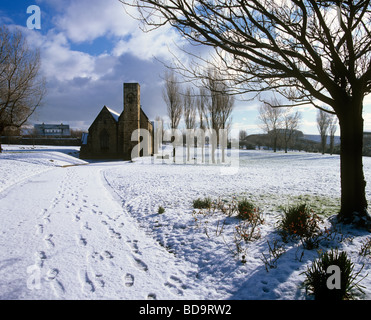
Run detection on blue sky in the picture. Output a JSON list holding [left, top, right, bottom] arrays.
[[1, 0, 370, 136]]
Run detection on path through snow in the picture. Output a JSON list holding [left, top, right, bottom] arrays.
[[0, 162, 203, 300]]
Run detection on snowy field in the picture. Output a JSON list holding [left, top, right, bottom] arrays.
[[0, 144, 370, 300]]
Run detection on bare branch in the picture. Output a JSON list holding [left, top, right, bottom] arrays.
[[0, 25, 46, 139]]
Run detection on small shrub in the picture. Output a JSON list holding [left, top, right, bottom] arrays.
[[235, 219, 261, 243], [234, 206, 264, 244], [302, 249, 366, 300], [215, 197, 238, 217], [260, 240, 286, 272], [157, 206, 165, 214], [278, 203, 321, 241], [359, 237, 371, 257], [237, 198, 256, 220], [193, 197, 212, 209]]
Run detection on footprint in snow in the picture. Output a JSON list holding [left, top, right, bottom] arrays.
[[36, 224, 44, 235], [127, 240, 139, 254], [147, 293, 157, 300], [35, 251, 47, 267], [50, 279, 65, 298], [123, 273, 135, 287], [102, 251, 113, 259], [44, 234, 55, 248], [164, 281, 183, 296], [95, 274, 105, 288], [132, 256, 148, 272], [164, 276, 187, 296], [46, 268, 59, 281], [40, 208, 48, 218], [83, 222, 92, 230], [78, 269, 95, 294], [91, 251, 104, 262], [77, 235, 87, 246]]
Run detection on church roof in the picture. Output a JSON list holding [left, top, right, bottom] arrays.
[[105, 107, 120, 122]]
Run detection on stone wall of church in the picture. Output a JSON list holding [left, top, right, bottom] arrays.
[[81, 107, 119, 159], [121, 83, 141, 160]]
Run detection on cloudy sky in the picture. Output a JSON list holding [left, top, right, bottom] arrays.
[[1, 0, 371, 135]]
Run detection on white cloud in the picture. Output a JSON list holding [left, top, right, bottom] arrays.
[[54, 0, 136, 43], [112, 26, 186, 61], [23, 27, 118, 83], [50, 0, 187, 62]]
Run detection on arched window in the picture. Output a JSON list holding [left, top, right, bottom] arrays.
[[100, 129, 109, 151]]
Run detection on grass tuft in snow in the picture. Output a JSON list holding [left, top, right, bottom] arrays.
[[278, 203, 321, 242], [237, 198, 257, 221], [193, 197, 212, 209]]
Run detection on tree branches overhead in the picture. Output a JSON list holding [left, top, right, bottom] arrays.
[[122, 0, 371, 112]]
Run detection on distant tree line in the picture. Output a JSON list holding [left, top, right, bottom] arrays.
[[239, 129, 371, 157]]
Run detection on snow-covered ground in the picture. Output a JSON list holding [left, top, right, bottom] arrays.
[[0, 144, 370, 300]]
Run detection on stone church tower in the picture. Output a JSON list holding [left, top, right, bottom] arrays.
[[80, 83, 153, 160], [120, 83, 141, 159]]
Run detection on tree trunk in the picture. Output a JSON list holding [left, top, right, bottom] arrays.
[[321, 135, 327, 155], [337, 105, 370, 228]]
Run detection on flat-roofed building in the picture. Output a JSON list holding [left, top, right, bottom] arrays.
[[34, 123, 71, 137]]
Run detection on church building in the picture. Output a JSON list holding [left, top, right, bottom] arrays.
[[80, 83, 153, 160]]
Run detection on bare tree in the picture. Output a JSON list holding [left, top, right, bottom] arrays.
[[204, 70, 221, 164], [123, 0, 371, 225], [196, 87, 208, 163], [239, 129, 247, 141], [183, 85, 196, 161], [154, 115, 165, 152], [162, 70, 182, 162], [203, 68, 234, 163], [317, 109, 331, 155], [258, 99, 284, 152], [282, 110, 301, 153], [0, 26, 46, 151], [318, 109, 331, 154], [217, 89, 234, 162]]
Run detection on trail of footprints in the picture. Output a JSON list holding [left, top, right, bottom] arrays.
[[33, 169, 188, 299], [33, 171, 76, 298]]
